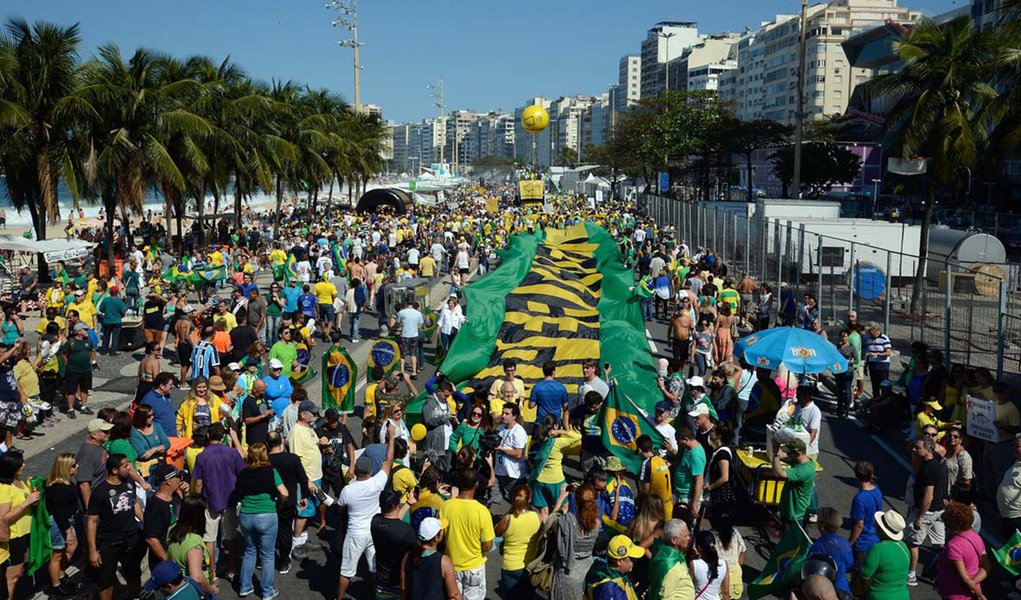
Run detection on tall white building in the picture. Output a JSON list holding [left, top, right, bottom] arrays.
[[549, 95, 599, 165], [718, 0, 920, 125], [666, 32, 742, 92], [640, 22, 702, 98], [468, 112, 516, 161], [617, 55, 641, 106]]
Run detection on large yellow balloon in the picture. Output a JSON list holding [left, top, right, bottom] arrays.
[[521, 105, 549, 134]]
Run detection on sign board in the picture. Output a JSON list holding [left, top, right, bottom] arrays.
[[409, 180, 417, 192], [966, 395, 999, 443], [485, 198, 499, 214], [658, 172, 670, 193], [542, 203, 554, 214], [43, 246, 92, 263], [518, 180, 544, 201], [595, 189, 604, 203]]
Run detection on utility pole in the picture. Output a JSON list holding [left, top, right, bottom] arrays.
[[328, 0, 363, 112], [428, 78, 445, 172], [660, 31, 676, 95], [791, 0, 808, 199]]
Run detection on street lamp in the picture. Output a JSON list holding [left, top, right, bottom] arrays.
[[871, 178, 881, 218], [659, 32, 677, 94], [326, 0, 362, 112], [428, 79, 445, 172]]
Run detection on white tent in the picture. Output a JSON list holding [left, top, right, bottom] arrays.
[[0, 235, 94, 263]]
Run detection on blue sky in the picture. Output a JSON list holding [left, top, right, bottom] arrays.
[[10, 0, 962, 122]]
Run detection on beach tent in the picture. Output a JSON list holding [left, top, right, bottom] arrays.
[[0, 235, 94, 263]]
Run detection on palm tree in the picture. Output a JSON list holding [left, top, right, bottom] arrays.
[[0, 19, 84, 265], [869, 16, 998, 314], [76, 45, 211, 265]]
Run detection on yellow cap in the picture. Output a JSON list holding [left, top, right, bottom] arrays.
[[607, 535, 646, 560]]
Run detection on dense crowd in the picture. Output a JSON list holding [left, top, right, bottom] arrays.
[[0, 187, 1015, 600]]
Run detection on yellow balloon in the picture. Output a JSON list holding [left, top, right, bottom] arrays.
[[521, 105, 549, 134], [411, 423, 427, 442]]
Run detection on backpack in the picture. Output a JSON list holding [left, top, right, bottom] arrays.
[[383, 464, 409, 497]]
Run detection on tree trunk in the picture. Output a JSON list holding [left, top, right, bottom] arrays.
[[326, 177, 335, 221], [274, 175, 283, 236], [163, 189, 172, 253], [909, 190, 935, 315], [746, 152, 754, 203], [233, 174, 243, 229], [104, 193, 117, 270]]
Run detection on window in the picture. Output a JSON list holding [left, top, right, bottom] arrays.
[[821, 247, 844, 267]]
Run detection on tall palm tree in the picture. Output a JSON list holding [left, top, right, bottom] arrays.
[[0, 19, 84, 261], [869, 16, 998, 314], [76, 45, 211, 264]]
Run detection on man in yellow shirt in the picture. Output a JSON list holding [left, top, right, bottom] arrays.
[[638, 434, 674, 519], [36, 308, 67, 335], [488, 359, 527, 423], [67, 290, 96, 329], [440, 467, 494, 599], [313, 274, 337, 339], [419, 254, 437, 279], [288, 400, 324, 552], [213, 301, 236, 332]]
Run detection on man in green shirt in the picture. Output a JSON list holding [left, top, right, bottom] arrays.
[[772, 437, 815, 524], [648, 519, 695, 600], [62, 323, 96, 417], [99, 287, 128, 356], [267, 326, 298, 378], [672, 426, 706, 523]]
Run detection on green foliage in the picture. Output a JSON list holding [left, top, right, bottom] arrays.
[[769, 142, 861, 199]]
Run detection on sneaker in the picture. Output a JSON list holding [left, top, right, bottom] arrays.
[[238, 589, 254, 597], [78, 406, 94, 415], [907, 573, 918, 587], [278, 562, 290, 575], [264, 591, 280, 600], [66, 410, 76, 420], [179, 383, 190, 390]]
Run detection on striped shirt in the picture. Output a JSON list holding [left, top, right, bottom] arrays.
[[190, 340, 220, 380], [864, 334, 891, 363]]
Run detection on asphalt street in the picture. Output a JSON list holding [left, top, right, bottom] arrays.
[[16, 272, 1015, 600]]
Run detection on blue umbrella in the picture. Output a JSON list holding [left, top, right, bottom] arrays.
[[734, 327, 848, 374]]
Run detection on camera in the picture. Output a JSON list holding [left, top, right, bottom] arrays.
[[476, 432, 501, 458]]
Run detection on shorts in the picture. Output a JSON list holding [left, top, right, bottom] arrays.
[[203, 507, 239, 543], [63, 371, 93, 396], [0, 400, 21, 429], [49, 519, 77, 550], [740, 293, 753, 311], [531, 480, 563, 509], [177, 341, 193, 368], [455, 565, 487, 600], [458, 267, 469, 275], [298, 479, 322, 518], [144, 328, 165, 344], [905, 509, 945, 547], [340, 530, 376, 578], [399, 336, 419, 359], [853, 366, 865, 385], [319, 304, 336, 322], [7, 535, 28, 566], [92, 534, 144, 589]]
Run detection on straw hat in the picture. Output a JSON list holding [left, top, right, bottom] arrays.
[[874, 510, 906, 541]]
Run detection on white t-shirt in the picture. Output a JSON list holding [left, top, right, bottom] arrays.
[[431, 243, 446, 264], [655, 422, 676, 456], [795, 401, 823, 456], [691, 558, 728, 600], [494, 423, 527, 478], [576, 377, 610, 410], [407, 248, 420, 266], [296, 260, 312, 283], [456, 250, 470, 270], [337, 470, 388, 536]]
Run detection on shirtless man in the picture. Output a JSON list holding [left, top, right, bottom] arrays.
[[736, 274, 756, 328], [667, 300, 694, 366], [174, 306, 196, 385]]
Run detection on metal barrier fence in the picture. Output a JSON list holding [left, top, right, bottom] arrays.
[[642, 195, 1021, 382]]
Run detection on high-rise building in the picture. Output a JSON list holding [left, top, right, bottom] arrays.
[[971, 0, 1009, 29], [467, 112, 516, 162], [719, 0, 920, 125], [617, 55, 641, 105], [549, 95, 599, 165], [640, 22, 701, 98], [665, 32, 742, 92]]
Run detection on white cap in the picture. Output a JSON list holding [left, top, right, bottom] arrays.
[[687, 376, 705, 388], [182, 304, 195, 313], [417, 516, 444, 541], [269, 358, 284, 370], [688, 403, 710, 418], [227, 362, 241, 371]]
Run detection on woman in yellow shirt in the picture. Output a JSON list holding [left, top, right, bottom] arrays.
[[530, 416, 582, 521], [0, 451, 41, 598], [915, 398, 952, 440], [495, 485, 541, 598]]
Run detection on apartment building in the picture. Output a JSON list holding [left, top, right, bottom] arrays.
[[666, 32, 742, 92], [640, 22, 701, 98], [514, 97, 553, 166]]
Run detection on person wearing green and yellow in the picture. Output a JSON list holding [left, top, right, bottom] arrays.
[[528, 415, 582, 521], [860, 509, 911, 600], [584, 534, 644, 600], [648, 519, 695, 600], [771, 437, 816, 524]]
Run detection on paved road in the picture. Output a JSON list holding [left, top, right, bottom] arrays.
[[17, 271, 1017, 599]]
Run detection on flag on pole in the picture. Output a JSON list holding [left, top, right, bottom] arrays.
[[322, 344, 358, 413], [748, 524, 812, 599], [993, 530, 1021, 576], [599, 386, 664, 473]]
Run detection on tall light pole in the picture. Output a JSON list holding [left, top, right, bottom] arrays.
[[327, 0, 363, 112], [659, 31, 677, 95], [791, 0, 808, 198], [428, 78, 445, 172]]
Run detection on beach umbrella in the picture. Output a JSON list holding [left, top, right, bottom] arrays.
[[734, 327, 848, 375]]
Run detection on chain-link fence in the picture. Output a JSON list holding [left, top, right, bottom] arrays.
[[642, 195, 1021, 382]]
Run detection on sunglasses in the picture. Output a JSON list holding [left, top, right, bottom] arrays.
[[471, 411, 483, 417]]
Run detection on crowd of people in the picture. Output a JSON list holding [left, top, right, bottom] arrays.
[[0, 185, 1014, 600]]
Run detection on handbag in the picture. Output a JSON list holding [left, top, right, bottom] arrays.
[[526, 512, 562, 591]]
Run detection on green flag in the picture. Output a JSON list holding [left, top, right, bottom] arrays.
[[322, 344, 358, 413], [748, 524, 811, 600], [188, 264, 227, 284], [600, 386, 664, 473], [27, 476, 52, 575], [993, 530, 1021, 576]]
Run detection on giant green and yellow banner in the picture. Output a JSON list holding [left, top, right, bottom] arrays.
[[408, 223, 662, 465]]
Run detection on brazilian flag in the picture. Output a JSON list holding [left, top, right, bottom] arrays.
[[422, 309, 438, 338], [600, 386, 663, 473], [322, 344, 358, 413], [272, 253, 299, 282], [367, 339, 401, 380], [993, 530, 1021, 576], [404, 224, 664, 437], [27, 476, 52, 575], [188, 264, 227, 284], [748, 525, 811, 599], [331, 243, 348, 277]]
